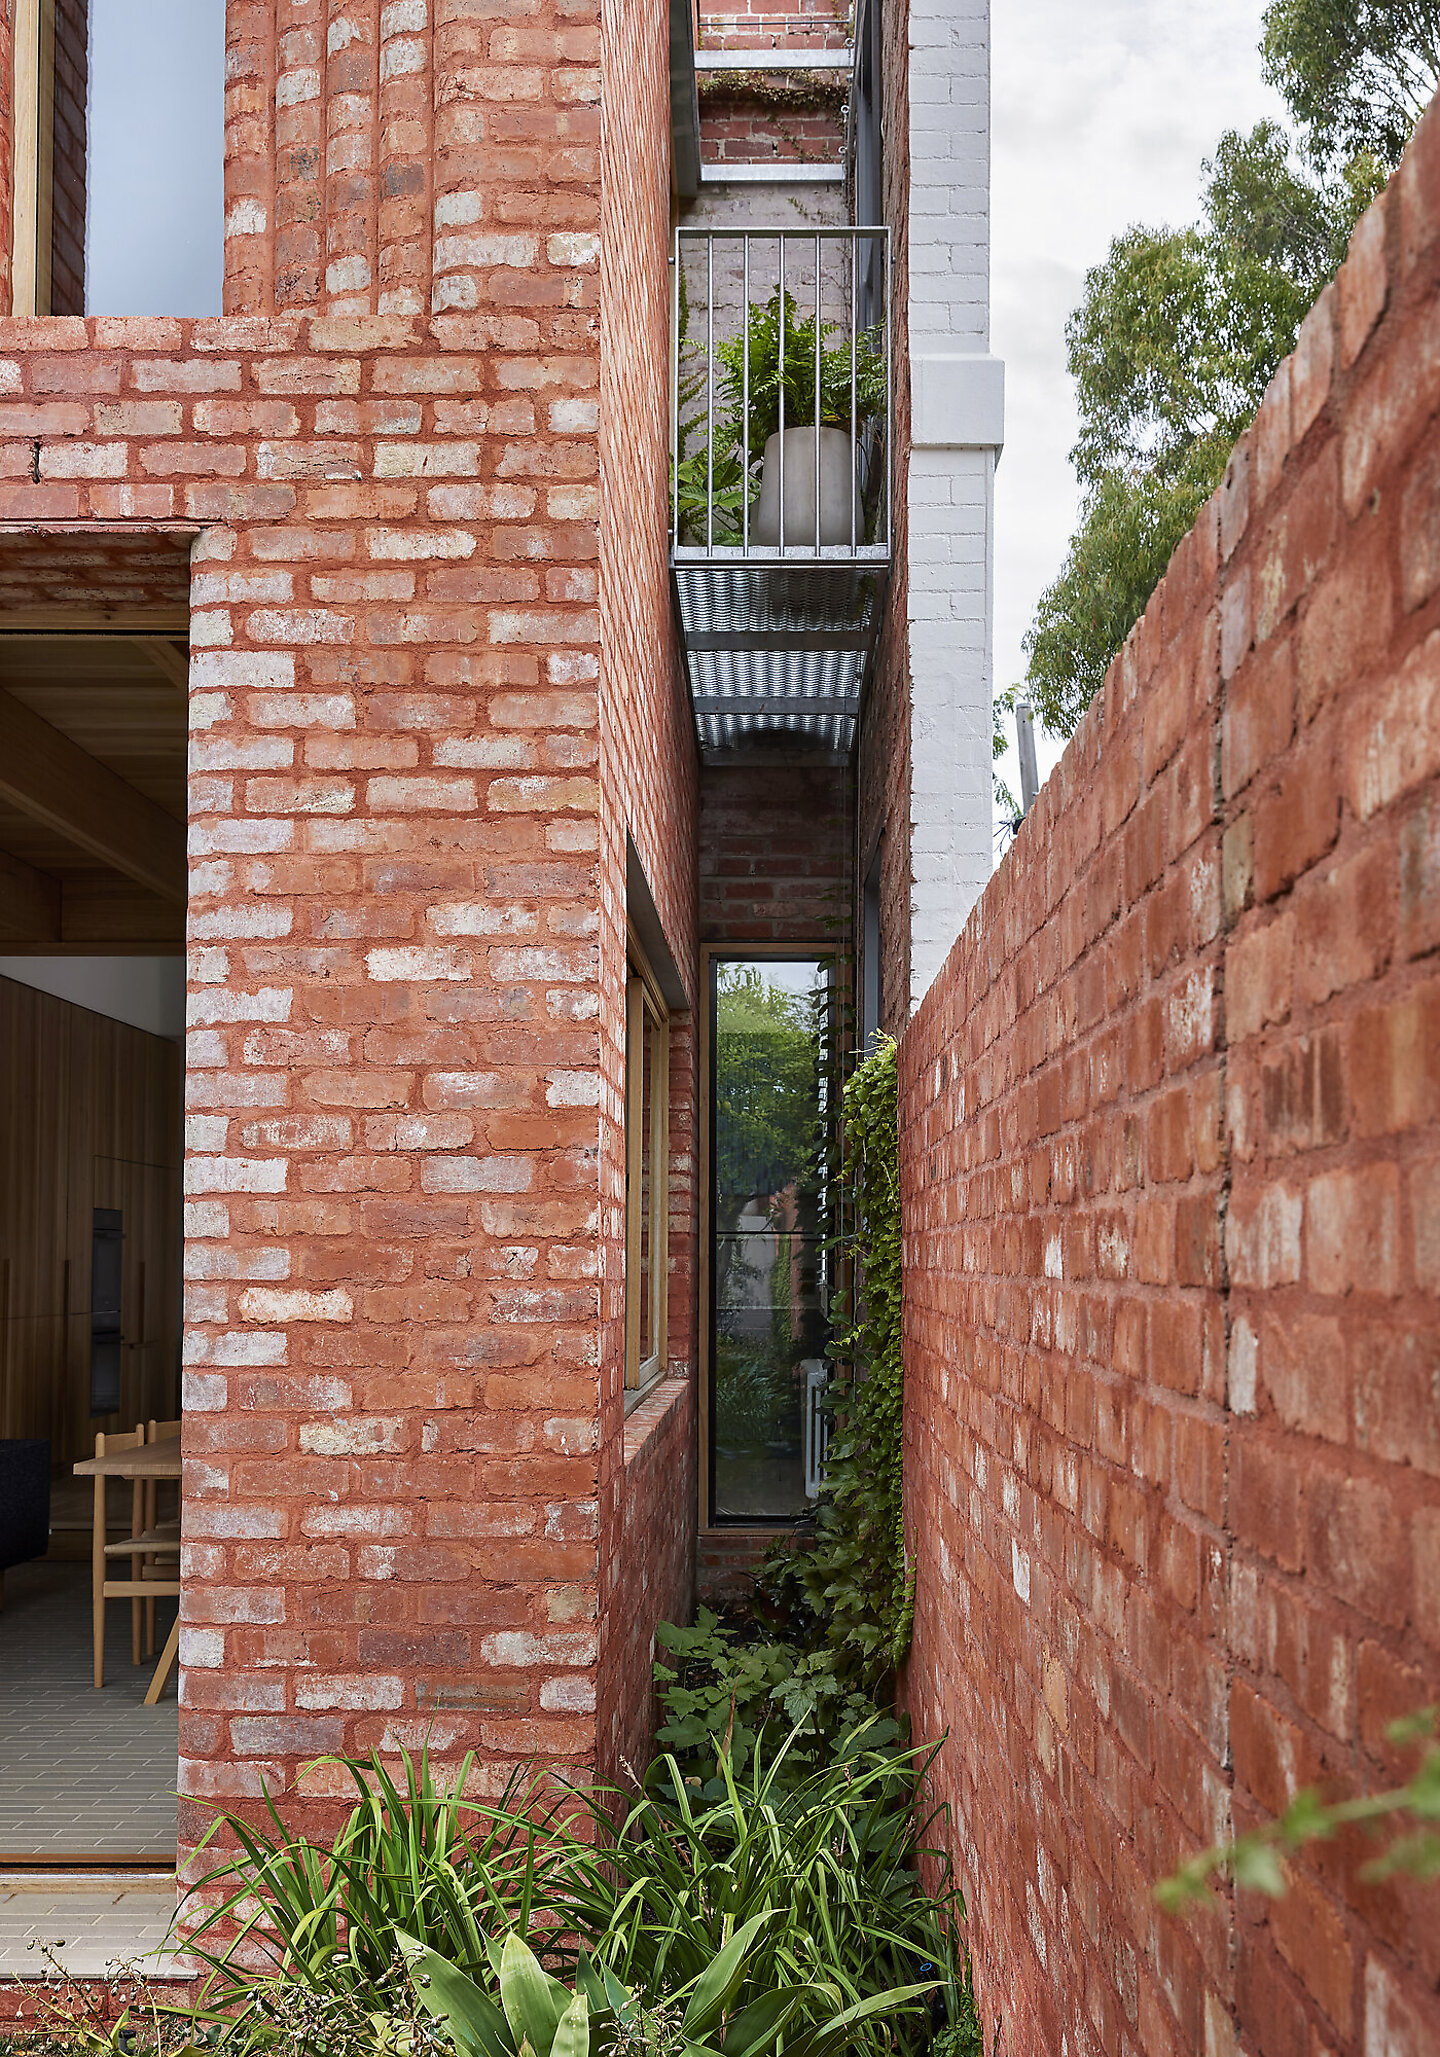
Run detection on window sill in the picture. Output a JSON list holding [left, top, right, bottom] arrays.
[[624, 1362, 668, 1416]]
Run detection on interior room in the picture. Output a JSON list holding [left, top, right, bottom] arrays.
[[0, 535, 188, 1864]]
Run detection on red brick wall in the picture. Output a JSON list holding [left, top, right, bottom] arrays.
[[595, 0, 701, 1779], [224, 0, 599, 320], [699, 757, 851, 949], [0, 304, 615, 1863], [49, 0, 87, 317], [899, 110, 1440, 2057], [698, 73, 845, 171]]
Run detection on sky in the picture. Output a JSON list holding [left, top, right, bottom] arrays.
[[990, 0, 1290, 837], [85, 0, 225, 317]]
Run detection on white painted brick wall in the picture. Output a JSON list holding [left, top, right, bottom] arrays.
[[905, 0, 998, 1010]]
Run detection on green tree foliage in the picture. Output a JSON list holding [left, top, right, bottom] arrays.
[[1022, 122, 1376, 739], [1015, 3, 1433, 742], [1263, 0, 1440, 170]]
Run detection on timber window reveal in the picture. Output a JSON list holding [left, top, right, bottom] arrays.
[[625, 946, 670, 1394]]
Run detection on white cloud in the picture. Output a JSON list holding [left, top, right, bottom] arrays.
[[990, 0, 1288, 836]]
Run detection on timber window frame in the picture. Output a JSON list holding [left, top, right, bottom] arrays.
[[699, 943, 841, 1530], [11, 0, 56, 316], [625, 931, 670, 1398]]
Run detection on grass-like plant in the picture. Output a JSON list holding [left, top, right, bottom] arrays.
[[177, 1736, 970, 2057], [550, 1731, 968, 2057], [184, 1749, 557, 1996]]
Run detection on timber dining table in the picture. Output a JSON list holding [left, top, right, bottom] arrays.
[[72, 1436, 182, 1706]]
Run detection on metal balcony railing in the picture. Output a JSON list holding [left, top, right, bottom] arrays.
[[670, 226, 892, 760]]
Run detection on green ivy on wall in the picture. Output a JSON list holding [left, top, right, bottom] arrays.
[[766, 1033, 911, 1687]]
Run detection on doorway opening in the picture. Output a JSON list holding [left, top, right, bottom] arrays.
[[0, 534, 189, 1866]]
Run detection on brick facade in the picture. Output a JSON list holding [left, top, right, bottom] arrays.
[[596, 0, 701, 1776], [0, 0, 699, 1868], [899, 112, 1440, 2057]]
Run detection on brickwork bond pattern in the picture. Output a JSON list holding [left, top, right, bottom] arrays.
[[595, 0, 701, 1779], [899, 107, 1440, 2057], [0, 305, 620, 1868]]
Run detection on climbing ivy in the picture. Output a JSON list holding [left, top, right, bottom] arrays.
[[653, 1038, 910, 1784], [766, 1033, 911, 1687]]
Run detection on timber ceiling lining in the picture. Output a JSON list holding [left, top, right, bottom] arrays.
[[0, 620, 188, 953]]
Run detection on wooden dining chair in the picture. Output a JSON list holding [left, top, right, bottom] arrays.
[[91, 1424, 180, 1688], [141, 1417, 182, 1657]]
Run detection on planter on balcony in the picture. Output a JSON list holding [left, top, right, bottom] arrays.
[[751, 426, 863, 549]]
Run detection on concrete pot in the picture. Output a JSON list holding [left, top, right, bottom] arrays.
[[751, 426, 862, 547]]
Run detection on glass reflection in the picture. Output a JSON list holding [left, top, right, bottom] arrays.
[[710, 958, 832, 1520]]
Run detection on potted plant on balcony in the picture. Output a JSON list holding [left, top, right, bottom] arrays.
[[670, 284, 886, 549], [717, 287, 886, 548]]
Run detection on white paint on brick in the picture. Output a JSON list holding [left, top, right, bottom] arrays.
[[190, 736, 295, 772], [428, 900, 536, 934], [905, 0, 997, 1011], [547, 233, 599, 267], [212, 1331, 289, 1365], [541, 1676, 597, 1712], [479, 1630, 597, 1667], [238, 1286, 353, 1323], [297, 1675, 405, 1710], [182, 1371, 228, 1411], [183, 1200, 230, 1237], [192, 651, 296, 692], [421, 1155, 533, 1193], [184, 1157, 288, 1194], [367, 945, 470, 981], [226, 199, 267, 237], [186, 1114, 230, 1152], [189, 904, 294, 940], [187, 987, 293, 1024], [546, 1070, 601, 1107], [299, 1417, 407, 1455], [179, 1628, 226, 1669], [369, 527, 476, 559]]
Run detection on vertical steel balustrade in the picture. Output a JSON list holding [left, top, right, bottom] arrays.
[[668, 226, 893, 762]]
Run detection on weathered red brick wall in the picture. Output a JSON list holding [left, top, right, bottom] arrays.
[[900, 109, 1440, 2057], [699, 757, 851, 948], [0, 306, 615, 1864], [698, 71, 845, 170], [224, 0, 599, 320], [698, 0, 847, 54], [594, 0, 701, 1779], [49, 0, 87, 317]]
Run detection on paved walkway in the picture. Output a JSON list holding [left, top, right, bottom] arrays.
[[0, 1562, 177, 1860], [0, 1876, 185, 1979]]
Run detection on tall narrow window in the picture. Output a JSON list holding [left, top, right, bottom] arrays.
[[10, 0, 224, 315], [626, 950, 670, 1392], [709, 956, 834, 1522]]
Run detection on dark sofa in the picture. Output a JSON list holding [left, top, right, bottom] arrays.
[[0, 1438, 51, 1605]]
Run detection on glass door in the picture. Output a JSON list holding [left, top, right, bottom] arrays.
[[708, 956, 834, 1522]]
